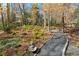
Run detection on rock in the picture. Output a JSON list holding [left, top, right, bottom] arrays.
[[28, 44, 37, 52]]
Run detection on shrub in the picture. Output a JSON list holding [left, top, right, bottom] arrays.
[[23, 24, 33, 31], [0, 23, 3, 30], [4, 23, 18, 33], [33, 26, 44, 39]]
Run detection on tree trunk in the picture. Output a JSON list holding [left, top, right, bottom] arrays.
[[62, 12, 65, 32], [48, 12, 51, 31], [43, 12, 46, 29], [7, 3, 10, 26], [0, 4, 5, 30]]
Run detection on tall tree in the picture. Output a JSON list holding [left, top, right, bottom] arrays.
[[42, 4, 52, 31], [43, 3, 75, 32], [42, 4, 48, 29], [19, 3, 28, 25], [31, 3, 39, 25], [0, 4, 5, 30], [6, 3, 10, 26], [11, 3, 17, 22]]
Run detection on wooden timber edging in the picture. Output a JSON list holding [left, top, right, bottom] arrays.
[[62, 33, 69, 56]]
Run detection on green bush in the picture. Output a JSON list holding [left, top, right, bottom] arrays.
[[33, 26, 44, 39], [3, 23, 18, 33], [0, 22, 19, 32], [0, 23, 3, 30], [23, 24, 33, 30]]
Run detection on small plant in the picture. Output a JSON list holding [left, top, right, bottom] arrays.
[[0, 23, 3, 30], [23, 24, 33, 31], [33, 26, 44, 39], [0, 38, 21, 56]]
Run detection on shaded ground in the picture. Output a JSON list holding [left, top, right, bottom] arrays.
[[0, 25, 53, 56], [1, 26, 79, 56], [66, 30, 79, 56], [66, 41, 79, 56], [37, 32, 67, 56]]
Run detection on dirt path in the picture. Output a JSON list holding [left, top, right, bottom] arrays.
[[37, 32, 68, 56]]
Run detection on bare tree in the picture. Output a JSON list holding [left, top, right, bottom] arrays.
[[0, 3, 5, 30], [18, 3, 27, 25], [6, 3, 10, 26]]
